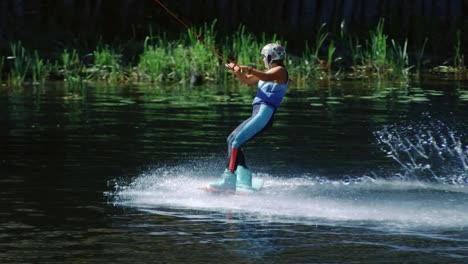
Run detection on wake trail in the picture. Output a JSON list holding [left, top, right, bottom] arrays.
[[108, 117, 468, 231], [109, 169, 468, 230]]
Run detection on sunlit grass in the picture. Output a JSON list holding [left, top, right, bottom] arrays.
[[454, 30, 463, 69], [138, 36, 167, 82], [370, 19, 388, 77], [391, 39, 413, 80], [89, 44, 123, 83], [172, 43, 190, 83], [61, 49, 85, 86], [415, 38, 428, 75], [188, 21, 218, 78], [136, 22, 278, 85], [32, 50, 45, 85], [327, 40, 336, 73], [288, 24, 329, 86], [8, 41, 30, 87], [344, 19, 412, 81], [2, 19, 467, 87], [230, 25, 264, 66]]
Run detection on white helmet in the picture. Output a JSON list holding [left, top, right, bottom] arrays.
[[261, 43, 286, 64]]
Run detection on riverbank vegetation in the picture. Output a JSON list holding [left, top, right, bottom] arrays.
[[1, 19, 467, 88]]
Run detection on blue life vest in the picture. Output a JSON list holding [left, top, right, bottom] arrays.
[[252, 76, 288, 111]]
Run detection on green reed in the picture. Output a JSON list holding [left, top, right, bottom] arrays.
[[4, 18, 468, 87], [172, 43, 190, 83], [138, 36, 167, 82], [231, 25, 263, 66], [415, 38, 428, 75], [327, 40, 336, 73], [454, 30, 463, 69], [61, 49, 84, 86], [90, 44, 122, 83], [349, 37, 362, 68], [345, 19, 412, 81], [32, 50, 45, 85], [310, 23, 329, 63], [137, 23, 219, 84], [292, 23, 329, 86], [228, 28, 282, 83], [368, 19, 388, 79], [345, 19, 389, 79], [136, 21, 281, 85], [390, 38, 412, 80], [371, 19, 388, 67], [340, 20, 367, 76], [9, 41, 30, 86], [188, 21, 218, 78]]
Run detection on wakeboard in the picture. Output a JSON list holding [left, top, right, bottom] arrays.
[[200, 177, 264, 195]]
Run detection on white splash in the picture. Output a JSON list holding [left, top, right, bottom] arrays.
[[109, 167, 468, 231]]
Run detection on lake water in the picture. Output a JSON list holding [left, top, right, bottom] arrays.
[[1, 80, 467, 263]]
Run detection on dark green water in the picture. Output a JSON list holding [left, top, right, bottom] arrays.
[[1, 80, 467, 263]]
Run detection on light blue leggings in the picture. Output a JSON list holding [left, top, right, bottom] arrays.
[[227, 103, 275, 168]]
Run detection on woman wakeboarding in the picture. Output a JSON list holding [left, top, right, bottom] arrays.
[[206, 43, 289, 193]]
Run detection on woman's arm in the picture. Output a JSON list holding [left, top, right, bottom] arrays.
[[226, 63, 288, 84], [226, 63, 260, 85], [248, 66, 288, 84], [227, 63, 287, 85]]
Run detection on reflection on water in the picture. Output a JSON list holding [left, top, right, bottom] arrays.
[[1, 80, 468, 263]]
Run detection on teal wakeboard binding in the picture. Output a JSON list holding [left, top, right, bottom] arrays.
[[235, 165, 256, 193], [205, 148, 262, 194], [205, 169, 236, 193]]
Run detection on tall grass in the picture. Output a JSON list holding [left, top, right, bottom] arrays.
[[90, 44, 122, 83], [415, 38, 428, 75], [172, 44, 190, 83], [370, 19, 388, 76], [231, 25, 263, 66], [341, 20, 360, 67], [292, 23, 329, 85], [309, 23, 329, 63], [350, 19, 390, 79], [188, 21, 219, 80], [346, 19, 412, 81], [61, 49, 84, 86], [32, 50, 45, 85], [327, 40, 336, 73], [139, 22, 218, 84], [138, 36, 166, 82], [137, 21, 280, 84], [454, 30, 463, 69], [3, 19, 468, 87], [391, 39, 412, 79], [9, 41, 30, 86]]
